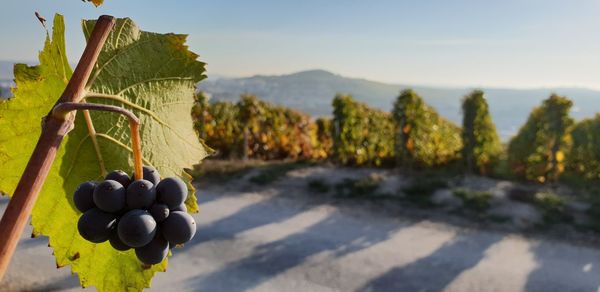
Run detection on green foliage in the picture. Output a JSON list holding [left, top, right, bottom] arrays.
[[533, 191, 565, 209], [0, 15, 208, 291], [195, 100, 242, 158], [533, 192, 572, 224], [334, 174, 383, 197], [314, 117, 333, 159], [402, 176, 448, 207], [453, 188, 492, 212], [568, 114, 600, 180], [193, 95, 323, 160], [237, 94, 263, 133], [508, 188, 571, 225], [191, 91, 210, 140], [402, 177, 448, 197], [393, 89, 462, 168], [332, 94, 395, 166], [242, 96, 317, 160], [508, 94, 574, 182], [461, 90, 502, 174]]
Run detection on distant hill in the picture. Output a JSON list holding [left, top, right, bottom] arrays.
[[2, 62, 599, 140], [199, 69, 600, 140]]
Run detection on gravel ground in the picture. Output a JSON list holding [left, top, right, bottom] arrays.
[[2, 168, 600, 291]]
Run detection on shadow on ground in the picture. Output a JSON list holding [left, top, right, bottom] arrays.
[[525, 240, 600, 292], [358, 232, 503, 291], [184, 208, 406, 291], [183, 191, 308, 248]]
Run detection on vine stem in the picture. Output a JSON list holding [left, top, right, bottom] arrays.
[[82, 109, 107, 177], [52, 102, 144, 180], [52, 102, 140, 124], [0, 15, 115, 281]]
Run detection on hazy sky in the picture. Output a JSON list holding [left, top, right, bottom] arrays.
[[1, 0, 600, 88]]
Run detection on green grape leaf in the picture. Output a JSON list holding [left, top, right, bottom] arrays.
[[0, 15, 72, 204], [0, 14, 209, 291]]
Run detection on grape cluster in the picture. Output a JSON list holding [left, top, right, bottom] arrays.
[[74, 166, 197, 265]]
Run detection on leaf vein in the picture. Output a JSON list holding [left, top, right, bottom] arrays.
[[116, 77, 194, 96], [86, 92, 204, 151]]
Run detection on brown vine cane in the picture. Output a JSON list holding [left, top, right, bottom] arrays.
[[0, 15, 116, 281]]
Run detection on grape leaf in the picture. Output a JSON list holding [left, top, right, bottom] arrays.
[[89, 0, 104, 7], [0, 14, 209, 291], [0, 16, 72, 206]]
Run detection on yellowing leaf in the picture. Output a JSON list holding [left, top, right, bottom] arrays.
[[556, 150, 564, 162], [0, 14, 208, 291], [90, 0, 104, 7], [0, 16, 71, 198]]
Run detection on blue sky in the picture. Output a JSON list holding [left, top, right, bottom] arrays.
[[1, 0, 600, 88]]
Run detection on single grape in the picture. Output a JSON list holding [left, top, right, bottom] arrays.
[[118, 209, 157, 247], [77, 208, 116, 243], [135, 235, 169, 265], [149, 204, 169, 222], [161, 211, 196, 245], [105, 170, 132, 188], [156, 177, 188, 209], [126, 180, 156, 210], [93, 180, 126, 213], [171, 203, 187, 213], [73, 181, 96, 212], [109, 230, 131, 251], [133, 166, 160, 185]]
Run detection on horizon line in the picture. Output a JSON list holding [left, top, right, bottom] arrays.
[[2, 60, 600, 92]]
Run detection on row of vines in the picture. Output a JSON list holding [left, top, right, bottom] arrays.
[[331, 94, 394, 166], [192, 93, 331, 160], [193, 89, 600, 184]]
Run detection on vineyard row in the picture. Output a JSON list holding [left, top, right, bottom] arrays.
[[192, 90, 597, 183]]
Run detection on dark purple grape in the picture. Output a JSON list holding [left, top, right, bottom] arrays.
[[161, 211, 196, 245], [109, 230, 131, 251], [77, 208, 116, 243], [117, 209, 157, 247], [74, 181, 96, 212], [126, 180, 156, 210], [105, 170, 132, 189], [156, 177, 188, 209], [135, 235, 169, 265], [171, 203, 187, 213], [93, 180, 126, 213], [149, 204, 169, 222], [133, 166, 160, 185]]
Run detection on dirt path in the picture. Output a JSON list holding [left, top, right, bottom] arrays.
[[2, 168, 600, 291]]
